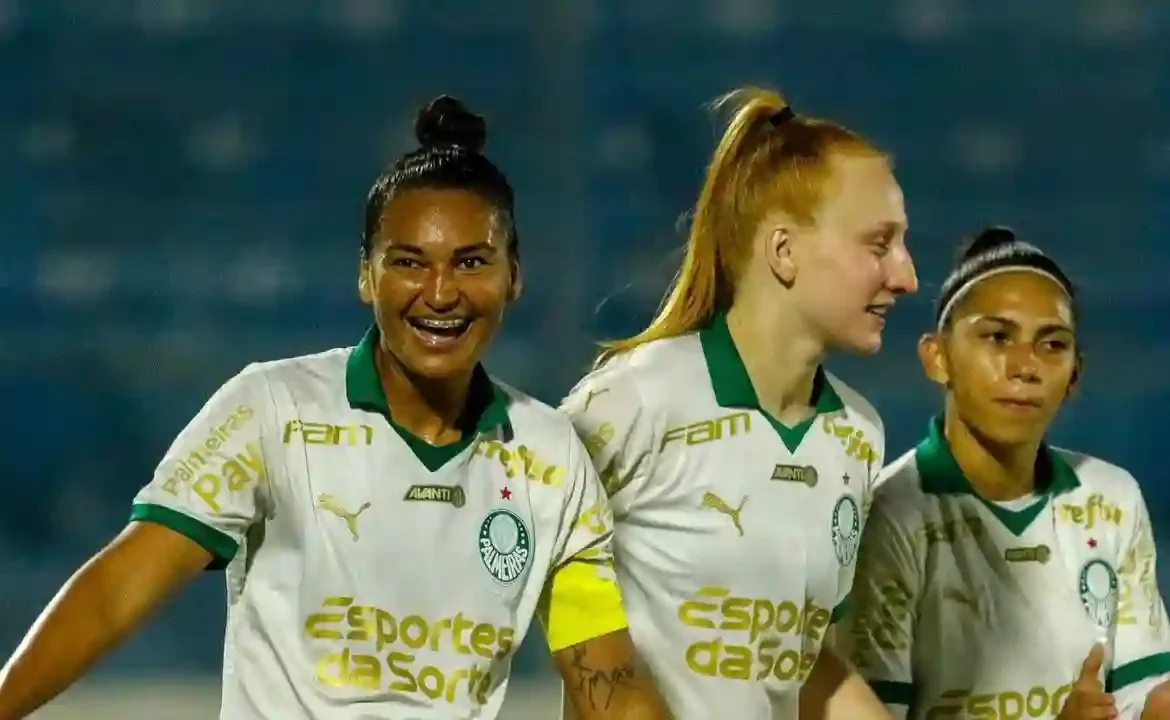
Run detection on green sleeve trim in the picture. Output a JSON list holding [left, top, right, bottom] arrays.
[[870, 679, 915, 706], [1107, 651, 1170, 692], [129, 503, 238, 570], [830, 595, 852, 624]]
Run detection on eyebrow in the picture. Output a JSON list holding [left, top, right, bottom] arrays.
[[976, 315, 1073, 334], [865, 221, 905, 238], [384, 241, 498, 256], [452, 242, 497, 255], [385, 244, 425, 255]]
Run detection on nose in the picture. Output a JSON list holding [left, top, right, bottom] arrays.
[[886, 245, 918, 296], [422, 266, 460, 311], [1004, 344, 1041, 384]]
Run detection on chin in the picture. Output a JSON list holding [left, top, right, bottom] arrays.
[[835, 331, 884, 356], [401, 354, 477, 381], [971, 418, 1045, 448]]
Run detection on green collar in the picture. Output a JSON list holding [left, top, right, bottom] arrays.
[[698, 312, 843, 452], [699, 312, 844, 414], [344, 325, 512, 436], [915, 416, 1080, 496]]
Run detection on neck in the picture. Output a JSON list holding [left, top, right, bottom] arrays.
[[942, 402, 1041, 501], [725, 302, 824, 421], [375, 344, 474, 443]]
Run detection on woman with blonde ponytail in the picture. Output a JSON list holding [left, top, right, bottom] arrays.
[[560, 87, 918, 719]]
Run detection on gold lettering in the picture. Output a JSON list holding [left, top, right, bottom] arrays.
[[469, 623, 496, 659], [683, 637, 816, 683], [678, 587, 830, 684], [661, 412, 751, 450], [583, 422, 614, 459], [387, 652, 417, 692], [191, 474, 222, 512], [924, 684, 1072, 719], [302, 599, 513, 705], [471, 440, 565, 487], [283, 420, 373, 446], [917, 516, 984, 546], [821, 417, 880, 464], [1059, 494, 1123, 529]]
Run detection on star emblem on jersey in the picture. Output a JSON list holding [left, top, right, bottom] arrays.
[[1087, 538, 1098, 548], [1078, 558, 1119, 632], [315, 494, 371, 541], [500, 486, 512, 500], [831, 495, 861, 566], [478, 509, 531, 585]]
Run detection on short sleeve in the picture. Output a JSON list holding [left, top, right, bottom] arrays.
[[559, 367, 663, 516], [130, 365, 271, 570], [1110, 486, 1170, 715], [536, 433, 628, 652], [839, 494, 921, 718]]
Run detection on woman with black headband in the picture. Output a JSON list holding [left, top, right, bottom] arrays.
[[561, 86, 918, 719], [846, 227, 1170, 719]]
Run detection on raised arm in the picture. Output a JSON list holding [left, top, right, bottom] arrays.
[[0, 366, 271, 720], [0, 524, 211, 719]]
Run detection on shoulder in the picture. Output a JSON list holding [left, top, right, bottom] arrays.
[[190, 348, 349, 417], [490, 379, 593, 477], [869, 448, 931, 528], [242, 347, 351, 398], [564, 335, 709, 422], [496, 379, 578, 444], [1053, 447, 1145, 507]]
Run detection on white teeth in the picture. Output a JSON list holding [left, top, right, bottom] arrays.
[[414, 318, 468, 330]]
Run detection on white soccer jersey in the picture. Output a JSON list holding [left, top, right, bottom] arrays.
[[560, 313, 885, 718], [845, 418, 1170, 720], [131, 327, 627, 720]]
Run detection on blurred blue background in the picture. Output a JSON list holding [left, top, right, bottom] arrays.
[[0, 0, 1167, 710]]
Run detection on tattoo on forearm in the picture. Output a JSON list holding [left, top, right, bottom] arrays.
[[566, 645, 637, 711]]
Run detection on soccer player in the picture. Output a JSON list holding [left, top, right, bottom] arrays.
[[560, 86, 918, 719], [844, 227, 1170, 719], [0, 96, 669, 720]]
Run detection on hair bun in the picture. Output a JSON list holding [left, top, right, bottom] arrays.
[[414, 95, 487, 153], [960, 225, 1018, 261]]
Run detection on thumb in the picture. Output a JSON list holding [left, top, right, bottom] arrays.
[[1079, 643, 1106, 682]]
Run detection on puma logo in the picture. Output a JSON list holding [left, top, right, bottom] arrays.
[[316, 494, 371, 541], [583, 388, 609, 411], [701, 492, 748, 536], [943, 586, 982, 617]]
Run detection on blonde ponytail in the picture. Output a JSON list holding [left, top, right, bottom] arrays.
[[595, 86, 883, 367], [596, 88, 792, 366]]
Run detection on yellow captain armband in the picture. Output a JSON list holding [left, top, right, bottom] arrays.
[[538, 555, 629, 652]]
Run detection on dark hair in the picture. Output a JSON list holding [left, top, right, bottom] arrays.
[[935, 226, 1077, 329], [361, 95, 517, 257]]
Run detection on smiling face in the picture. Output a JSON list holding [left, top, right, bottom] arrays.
[[781, 154, 917, 354], [359, 187, 521, 381], [919, 270, 1079, 446]]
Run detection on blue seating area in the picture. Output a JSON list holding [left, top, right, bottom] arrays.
[[0, 1, 1167, 677]]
